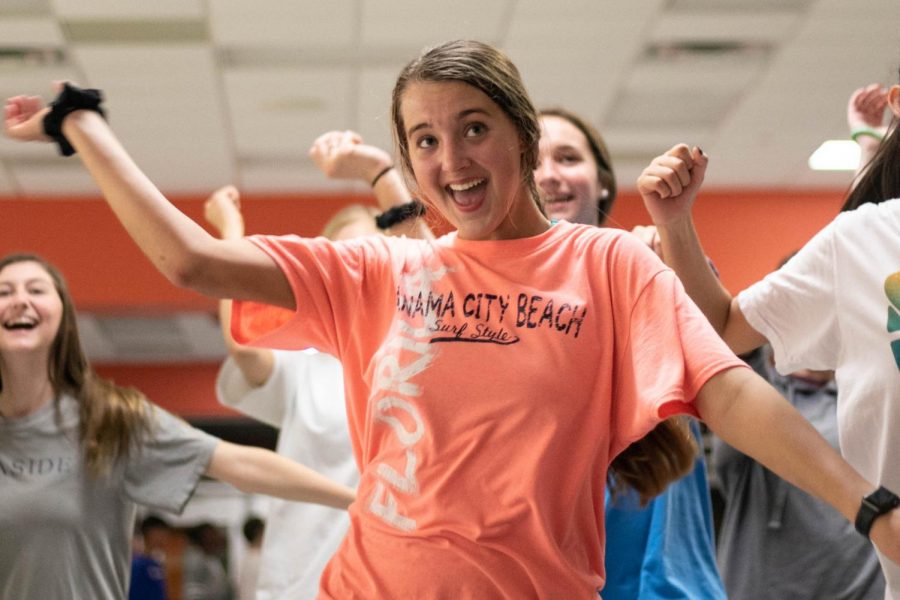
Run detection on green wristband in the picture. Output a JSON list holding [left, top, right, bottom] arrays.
[[850, 127, 884, 143]]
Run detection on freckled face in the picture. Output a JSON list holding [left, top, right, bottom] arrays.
[[535, 115, 603, 227], [0, 261, 63, 357], [400, 81, 536, 241]]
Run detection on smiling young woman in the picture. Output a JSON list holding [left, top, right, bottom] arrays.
[[5, 39, 900, 599]]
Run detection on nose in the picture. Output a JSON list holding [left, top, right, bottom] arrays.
[[442, 138, 470, 173], [534, 158, 560, 192]]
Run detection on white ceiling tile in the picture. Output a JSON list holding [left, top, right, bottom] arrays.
[[224, 67, 355, 157], [1, 0, 52, 16], [512, 0, 665, 21], [209, 0, 356, 47], [0, 16, 64, 45], [0, 65, 85, 99], [360, 1, 509, 48], [70, 44, 233, 194], [649, 11, 801, 44], [52, 0, 204, 20], [356, 66, 403, 159]]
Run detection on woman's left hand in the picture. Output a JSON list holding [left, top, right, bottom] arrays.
[[3, 95, 51, 142], [871, 508, 900, 565]]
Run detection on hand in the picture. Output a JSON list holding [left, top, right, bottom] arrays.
[[203, 185, 244, 239], [637, 144, 708, 227], [847, 83, 888, 132], [309, 130, 393, 184], [630, 225, 664, 260], [4, 95, 52, 142]]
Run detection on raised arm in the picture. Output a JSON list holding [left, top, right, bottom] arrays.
[[697, 367, 900, 563], [309, 130, 433, 239], [204, 185, 276, 387], [848, 83, 888, 181], [206, 441, 354, 509], [637, 144, 766, 355], [3, 86, 293, 308]]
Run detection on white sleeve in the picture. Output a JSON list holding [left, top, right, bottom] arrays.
[[214, 350, 307, 428], [737, 221, 840, 374]]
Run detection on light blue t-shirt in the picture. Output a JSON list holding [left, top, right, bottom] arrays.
[[601, 420, 725, 600]]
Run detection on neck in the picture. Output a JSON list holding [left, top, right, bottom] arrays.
[[0, 353, 55, 419]]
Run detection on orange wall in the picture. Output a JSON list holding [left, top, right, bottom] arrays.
[[2, 188, 846, 416]]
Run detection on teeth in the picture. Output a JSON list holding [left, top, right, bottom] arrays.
[[448, 179, 484, 192], [3, 318, 36, 329]]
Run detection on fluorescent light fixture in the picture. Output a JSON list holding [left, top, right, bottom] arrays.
[[808, 140, 860, 171]]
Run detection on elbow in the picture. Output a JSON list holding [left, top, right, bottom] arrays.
[[161, 244, 215, 292]]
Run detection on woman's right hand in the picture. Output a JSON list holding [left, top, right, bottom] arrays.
[[3, 95, 52, 142], [203, 185, 244, 239], [309, 129, 393, 184], [637, 144, 708, 228]]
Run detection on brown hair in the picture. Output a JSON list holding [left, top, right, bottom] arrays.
[[608, 418, 698, 505], [842, 68, 900, 211], [0, 253, 152, 476], [539, 107, 618, 225], [390, 40, 541, 204], [320, 204, 379, 240]]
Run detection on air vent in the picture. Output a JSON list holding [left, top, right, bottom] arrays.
[[61, 19, 208, 44]]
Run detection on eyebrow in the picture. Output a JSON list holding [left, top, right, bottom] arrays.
[[407, 107, 492, 138]]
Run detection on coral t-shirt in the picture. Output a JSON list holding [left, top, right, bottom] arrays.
[[232, 222, 744, 598]]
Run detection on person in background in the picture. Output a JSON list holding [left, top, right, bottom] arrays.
[[0, 251, 355, 600], [129, 516, 171, 600], [535, 107, 725, 599], [182, 523, 232, 600], [636, 67, 900, 596]]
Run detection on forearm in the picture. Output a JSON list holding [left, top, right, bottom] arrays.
[[207, 442, 355, 509], [697, 368, 868, 522], [373, 168, 433, 240], [656, 215, 733, 334], [218, 298, 274, 386]]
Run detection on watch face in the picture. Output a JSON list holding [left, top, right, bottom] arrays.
[[868, 487, 900, 511]]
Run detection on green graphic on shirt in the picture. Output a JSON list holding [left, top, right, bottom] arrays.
[[885, 272, 900, 370]]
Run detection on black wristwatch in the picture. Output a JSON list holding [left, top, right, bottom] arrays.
[[854, 485, 900, 538]]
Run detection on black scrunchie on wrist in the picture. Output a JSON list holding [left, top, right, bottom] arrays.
[[42, 83, 106, 156], [375, 200, 427, 230]]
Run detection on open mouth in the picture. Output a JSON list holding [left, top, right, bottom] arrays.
[[447, 178, 487, 211], [544, 194, 574, 206], [2, 318, 38, 331]]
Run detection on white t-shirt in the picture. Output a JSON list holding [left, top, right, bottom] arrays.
[[738, 198, 900, 599], [216, 349, 358, 600]]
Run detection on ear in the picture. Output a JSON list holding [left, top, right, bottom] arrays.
[[889, 84, 900, 119]]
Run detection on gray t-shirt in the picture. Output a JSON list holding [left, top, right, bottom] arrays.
[[713, 348, 885, 600], [0, 395, 217, 600]]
